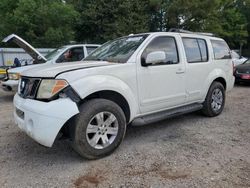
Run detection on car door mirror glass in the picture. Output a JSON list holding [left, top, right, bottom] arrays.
[[145, 51, 166, 65]]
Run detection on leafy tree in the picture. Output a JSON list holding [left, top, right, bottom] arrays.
[[148, 0, 248, 49], [237, 0, 250, 51], [73, 0, 151, 43], [0, 0, 79, 47], [0, 0, 249, 51], [203, 0, 248, 49]]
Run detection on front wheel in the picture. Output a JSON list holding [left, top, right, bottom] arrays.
[[72, 99, 126, 159], [202, 81, 225, 117]]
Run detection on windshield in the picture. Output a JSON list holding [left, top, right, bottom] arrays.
[[85, 35, 148, 63], [45, 46, 68, 61]]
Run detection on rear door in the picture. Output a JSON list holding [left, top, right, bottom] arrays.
[[182, 37, 212, 102], [2, 34, 47, 64]]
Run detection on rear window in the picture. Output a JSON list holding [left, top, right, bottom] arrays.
[[182, 38, 208, 63], [211, 40, 231, 60]]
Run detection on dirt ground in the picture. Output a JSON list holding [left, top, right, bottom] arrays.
[[0, 85, 250, 188]]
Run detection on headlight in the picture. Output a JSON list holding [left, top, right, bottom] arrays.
[[0, 69, 6, 80], [8, 73, 20, 80], [37, 79, 68, 99], [0, 69, 6, 74]]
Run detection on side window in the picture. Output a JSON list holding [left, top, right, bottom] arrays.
[[182, 38, 208, 63], [57, 47, 84, 63], [198, 39, 208, 62], [142, 36, 179, 65], [211, 40, 231, 60], [86, 46, 98, 55], [70, 47, 85, 61]]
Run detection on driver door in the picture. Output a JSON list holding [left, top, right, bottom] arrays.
[[137, 35, 187, 114]]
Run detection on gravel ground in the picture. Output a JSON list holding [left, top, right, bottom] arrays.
[[0, 85, 250, 188]]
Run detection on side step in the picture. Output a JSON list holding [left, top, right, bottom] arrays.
[[131, 103, 203, 126]]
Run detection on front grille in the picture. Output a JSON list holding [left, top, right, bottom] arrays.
[[19, 77, 41, 99]]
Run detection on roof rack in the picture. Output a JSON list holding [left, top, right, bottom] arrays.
[[169, 28, 215, 37]]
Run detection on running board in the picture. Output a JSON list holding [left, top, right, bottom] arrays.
[[131, 103, 203, 126]]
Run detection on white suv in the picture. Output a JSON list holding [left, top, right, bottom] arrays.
[[14, 31, 235, 159]]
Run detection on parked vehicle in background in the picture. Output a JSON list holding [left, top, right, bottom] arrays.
[[13, 31, 235, 159], [0, 47, 54, 67], [0, 67, 7, 80], [231, 50, 248, 66], [1, 34, 100, 92], [234, 59, 250, 83]]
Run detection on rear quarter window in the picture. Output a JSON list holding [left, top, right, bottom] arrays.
[[211, 40, 231, 60]]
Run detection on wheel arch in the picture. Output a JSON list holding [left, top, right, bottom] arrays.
[[202, 68, 228, 101], [69, 75, 138, 122], [213, 77, 227, 90], [59, 90, 132, 141], [81, 90, 131, 123]]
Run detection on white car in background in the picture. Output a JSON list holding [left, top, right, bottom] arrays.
[[231, 50, 247, 66], [1, 34, 100, 92]]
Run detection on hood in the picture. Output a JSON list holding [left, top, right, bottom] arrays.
[[2, 34, 46, 63], [21, 61, 117, 78], [7, 64, 45, 74]]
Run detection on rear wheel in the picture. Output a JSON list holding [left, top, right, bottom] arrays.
[[72, 99, 126, 159], [202, 82, 225, 117]]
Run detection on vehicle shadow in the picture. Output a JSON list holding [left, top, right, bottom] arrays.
[[125, 112, 201, 144], [0, 91, 15, 103], [234, 82, 250, 87], [11, 112, 201, 165], [11, 133, 84, 163]]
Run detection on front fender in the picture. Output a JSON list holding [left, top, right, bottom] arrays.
[[70, 75, 138, 122]]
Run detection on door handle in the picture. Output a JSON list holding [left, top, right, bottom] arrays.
[[176, 68, 185, 74]]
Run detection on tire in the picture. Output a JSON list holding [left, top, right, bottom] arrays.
[[72, 99, 126, 159], [202, 81, 225, 117]]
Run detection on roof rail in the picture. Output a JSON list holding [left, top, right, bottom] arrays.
[[169, 28, 215, 37]]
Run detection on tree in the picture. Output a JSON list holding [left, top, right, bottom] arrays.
[[73, 0, 151, 43], [0, 0, 79, 47], [237, 0, 250, 51], [148, 0, 248, 49], [203, 0, 248, 49]]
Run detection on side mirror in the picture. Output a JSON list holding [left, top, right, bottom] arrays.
[[142, 51, 166, 66]]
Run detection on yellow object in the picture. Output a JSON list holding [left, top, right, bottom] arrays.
[[0, 69, 7, 74]]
